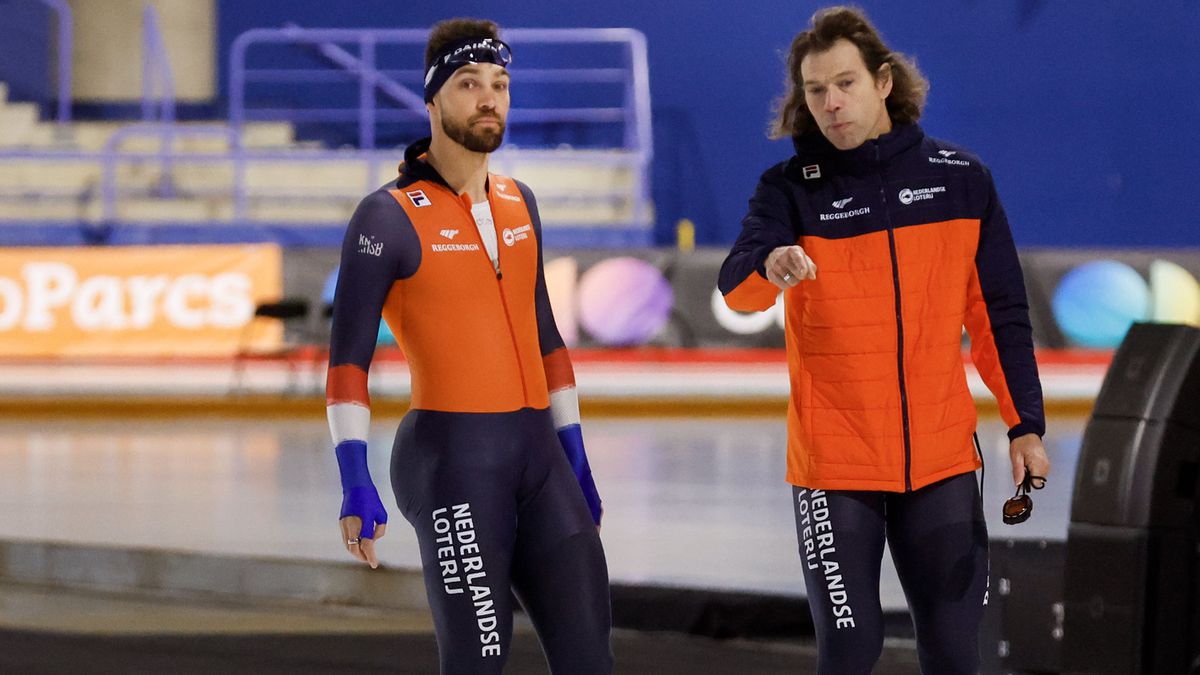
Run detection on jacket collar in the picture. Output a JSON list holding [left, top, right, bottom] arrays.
[[400, 137, 452, 189], [400, 136, 498, 196], [790, 123, 924, 174]]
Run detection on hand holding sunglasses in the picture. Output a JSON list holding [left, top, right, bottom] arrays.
[[1002, 468, 1047, 525]]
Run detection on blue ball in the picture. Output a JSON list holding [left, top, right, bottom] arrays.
[[1052, 260, 1149, 348]]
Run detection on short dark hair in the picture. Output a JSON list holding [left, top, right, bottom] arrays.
[[425, 18, 501, 72], [770, 6, 929, 139]]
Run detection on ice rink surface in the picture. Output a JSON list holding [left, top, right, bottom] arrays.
[[0, 411, 1082, 610]]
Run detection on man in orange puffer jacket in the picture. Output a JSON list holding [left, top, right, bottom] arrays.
[[719, 7, 1050, 674]]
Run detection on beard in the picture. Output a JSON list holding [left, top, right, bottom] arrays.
[[441, 112, 506, 153]]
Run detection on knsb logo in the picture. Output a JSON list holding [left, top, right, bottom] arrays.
[[502, 224, 532, 247], [0, 262, 254, 332], [358, 234, 383, 257]]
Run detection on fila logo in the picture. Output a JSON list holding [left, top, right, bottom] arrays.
[[937, 150, 957, 158], [439, 229, 459, 240], [406, 190, 431, 207], [832, 197, 854, 209], [802, 164, 821, 180]]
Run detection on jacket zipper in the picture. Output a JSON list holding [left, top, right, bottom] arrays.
[[878, 158, 913, 491], [452, 188, 530, 405]]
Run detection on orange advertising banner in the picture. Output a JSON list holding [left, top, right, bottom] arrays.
[[0, 245, 283, 357]]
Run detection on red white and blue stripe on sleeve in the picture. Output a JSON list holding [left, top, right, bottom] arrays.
[[522, 180, 602, 525]]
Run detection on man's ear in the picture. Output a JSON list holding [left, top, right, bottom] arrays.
[[876, 62, 894, 98]]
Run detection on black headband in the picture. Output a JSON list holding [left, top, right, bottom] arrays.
[[423, 37, 513, 103]]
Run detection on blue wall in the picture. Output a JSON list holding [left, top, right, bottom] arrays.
[[0, 0, 52, 107], [216, 1, 1200, 248]]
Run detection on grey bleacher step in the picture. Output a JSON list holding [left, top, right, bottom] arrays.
[[0, 538, 430, 613], [0, 102, 40, 147]]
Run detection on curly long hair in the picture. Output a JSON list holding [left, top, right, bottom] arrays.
[[770, 6, 928, 139]]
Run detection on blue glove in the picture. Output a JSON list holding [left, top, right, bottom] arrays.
[[557, 425, 603, 526], [335, 440, 388, 539]]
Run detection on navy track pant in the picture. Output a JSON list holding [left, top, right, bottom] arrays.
[[793, 472, 989, 674], [391, 407, 612, 675]]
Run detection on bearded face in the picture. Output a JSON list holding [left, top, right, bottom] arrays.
[[432, 63, 510, 154], [440, 108, 506, 153]]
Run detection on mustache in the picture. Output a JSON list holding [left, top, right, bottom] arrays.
[[471, 113, 504, 124]]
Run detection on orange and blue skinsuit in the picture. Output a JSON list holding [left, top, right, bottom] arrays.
[[325, 138, 611, 674]]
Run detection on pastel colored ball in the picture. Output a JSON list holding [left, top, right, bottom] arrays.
[[1052, 260, 1149, 348], [1149, 259, 1200, 326], [578, 257, 673, 346]]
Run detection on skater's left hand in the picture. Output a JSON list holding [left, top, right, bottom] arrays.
[[1009, 433, 1050, 487]]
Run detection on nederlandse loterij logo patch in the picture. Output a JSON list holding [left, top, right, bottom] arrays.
[[898, 186, 946, 205]]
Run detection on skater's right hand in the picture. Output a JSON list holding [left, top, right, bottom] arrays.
[[335, 440, 389, 569], [340, 511, 386, 569]]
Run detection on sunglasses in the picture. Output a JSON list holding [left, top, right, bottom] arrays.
[[1002, 469, 1046, 525], [426, 39, 513, 85], [446, 40, 512, 69]]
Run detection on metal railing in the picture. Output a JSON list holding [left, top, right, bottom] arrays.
[[99, 124, 241, 220], [34, 0, 72, 125], [0, 26, 654, 242], [141, 4, 175, 125], [229, 27, 653, 155], [229, 27, 653, 227]]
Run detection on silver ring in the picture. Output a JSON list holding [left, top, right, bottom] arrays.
[[782, 272, 793, 282], [347, 538, 361, 546]]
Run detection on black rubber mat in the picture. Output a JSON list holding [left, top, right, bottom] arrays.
[[0, 628, 921, 674]]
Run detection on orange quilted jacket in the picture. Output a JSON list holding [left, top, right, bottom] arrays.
[[719, 125, 1044, 492]]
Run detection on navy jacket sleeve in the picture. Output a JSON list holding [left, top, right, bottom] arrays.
[[965, 169, 1046, 440], [718, 164, 796, 311]]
